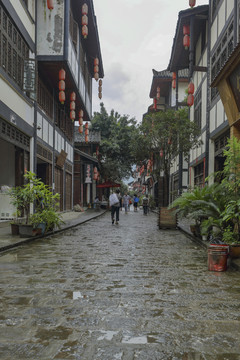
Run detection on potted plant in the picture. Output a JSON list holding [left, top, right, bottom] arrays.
[[10, 210, 23, 235], [9, 171, 63, 237]]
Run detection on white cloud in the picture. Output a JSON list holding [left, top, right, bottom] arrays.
[[92, 0, 208, 122]]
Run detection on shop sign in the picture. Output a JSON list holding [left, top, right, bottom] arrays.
[[85, 164, 93, 183]]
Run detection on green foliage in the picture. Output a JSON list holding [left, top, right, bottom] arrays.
[[169, 137, 240, 243], [9, 171, 62, 230], [133, 108, 202, 168], [92, 103, 140, 181]]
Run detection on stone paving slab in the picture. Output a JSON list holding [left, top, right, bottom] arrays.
[[0, 209, 107, 253]]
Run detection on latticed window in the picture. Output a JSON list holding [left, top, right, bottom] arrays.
[[194, 89, 202, 130], [194, 162, 204, 187], [0, 4, 29, 89], [211, 18, 234, 101], [37, 77, 53, 120]]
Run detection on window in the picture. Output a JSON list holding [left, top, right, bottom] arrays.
[[211, 18, 234, 101], [0, 4, 29, 89], [194, 162, 204, 187], [194, 89, 202, 130]]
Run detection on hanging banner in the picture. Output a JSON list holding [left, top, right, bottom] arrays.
[[85, 164, 93, 183]]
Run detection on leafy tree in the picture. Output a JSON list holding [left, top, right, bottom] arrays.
[[91, 103, 140, 182], [131, 107, 202, 205]]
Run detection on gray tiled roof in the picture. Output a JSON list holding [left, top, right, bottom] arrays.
[[152, 68, 188, 79], [74, 127, 101, 144]]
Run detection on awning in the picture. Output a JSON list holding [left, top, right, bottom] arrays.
[[96, 181, 121, 188]]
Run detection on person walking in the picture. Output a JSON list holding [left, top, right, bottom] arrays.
[[142, 194, 149, 215], [109, 189, 121, 224], [133, 194, 139, 212], [122, 192, 131, 213]]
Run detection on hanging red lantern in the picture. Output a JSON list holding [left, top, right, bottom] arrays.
[[70, 110, 75, 120], [85, 128, 89, 136], [160, 149, 163, 158], [82, 3, 88, 15], [79, 110, 84, 118], [59, 68, 65, 80], [70, 101, 75, 110], [183, 25, 190, 35], [47, 0, 54, 10], [85, 135, 89, 143], [85, 122, 89, 129], [79, 118, 83, 126], [94, 65, 99, 73], [59, 80, 65, 91], [70, 92, 76, 101], [172, 79, 176, 89], [99, 79, 102, 86], [59, 91, 65, 104], [153, 98, 157, 110], [183, 34, 190, 50], [188, 82, 194, 94], [172, 72, 176, 80], [94, 72, 99, 81], [78, 125, 83, 134], [187, 94, 194, 107], [82, 14, 88, 26], [94, 58, 99, 66], [189, 0, 196, 8], [98, 79, 102, 99], [82, 25, 88, 38]]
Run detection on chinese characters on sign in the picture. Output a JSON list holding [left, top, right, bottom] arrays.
[[85, 164, 93, 183], [23, 59, 36, 101]]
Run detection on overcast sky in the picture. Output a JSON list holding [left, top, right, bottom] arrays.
[[92, 0, 207, 123]]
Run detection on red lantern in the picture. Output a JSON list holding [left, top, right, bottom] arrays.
[[85, 128, 89, 136], [85, 122, 89, 129], [189, 0, 196, 8], [82, 3, 88, 15], [70, 110, 75, 120], [59, 68, 65, 80], [99, 79, 102, 86], [188, 82, 194, 94], [172, 79, 176, 89], [187, 94, 194, 107], [82, 25, 88, 38], [94, 58, 99, 66], [94, 65, 99, 73], [70, 92, 76, 101], [85, 135, 89, 143], [70, 101, 75, 110], [183, 34, 190, 50], [172, 72, 176, 80], [59, 91, 65, 104], [153, 98, 157, 110], [79, 110, 84, 118], [183, 25, 190, 35], [78, 126, 83, 134], [82, 14, 88, 26], [94, 72, 99, 81], [59, 80, 65, 91], [47, 0, 54, 10], [79, 118, 83, 126]]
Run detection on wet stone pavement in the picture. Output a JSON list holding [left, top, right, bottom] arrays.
[[0, 209, 240, 360]]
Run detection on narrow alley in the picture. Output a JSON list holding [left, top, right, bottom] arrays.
[[0, 209, 240, 360]]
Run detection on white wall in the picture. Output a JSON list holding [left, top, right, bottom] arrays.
[[37, 0, 64, 56]]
